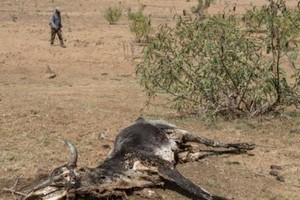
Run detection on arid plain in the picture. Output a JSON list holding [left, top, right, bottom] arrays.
[[0, 0, 299, 199]]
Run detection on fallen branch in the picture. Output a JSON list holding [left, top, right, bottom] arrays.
[[2, 175, 27, 199]]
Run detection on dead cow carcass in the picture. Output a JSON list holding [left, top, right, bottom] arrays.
[[15, 117, 255, 200]]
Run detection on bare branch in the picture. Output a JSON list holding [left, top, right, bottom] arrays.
[[2, 175, 27, 199]]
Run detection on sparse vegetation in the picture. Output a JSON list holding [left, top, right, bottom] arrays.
[[128, 5, 151, 42], [104, 6, 123, 25], [191, 0, 215, 18], [137, 0, 300, 118], [10, 14, 17, 22]]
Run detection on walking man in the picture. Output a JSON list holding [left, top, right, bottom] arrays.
[[50, 7, 65, 47]]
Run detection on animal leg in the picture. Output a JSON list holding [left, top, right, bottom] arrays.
[[167, 129, 255, 162], [158, 163, 228, 200], [175, 129, 255, 150]]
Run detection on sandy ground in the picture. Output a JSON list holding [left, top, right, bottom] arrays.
[[0, 0, 300, 199]]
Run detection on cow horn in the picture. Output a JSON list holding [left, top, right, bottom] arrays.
[[63, 140, 78, 168]]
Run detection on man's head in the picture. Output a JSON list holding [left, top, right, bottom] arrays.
[[54, 6, 61, 12]]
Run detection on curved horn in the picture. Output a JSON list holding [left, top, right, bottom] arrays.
[[63, 140, 78, 168]]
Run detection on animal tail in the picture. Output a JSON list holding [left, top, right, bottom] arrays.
[[158, 164, 228, 200]]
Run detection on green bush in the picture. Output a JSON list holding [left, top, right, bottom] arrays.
[[104, 6, 123, 25], [136, 0, 300, 118], [128, 6, 151, 42]]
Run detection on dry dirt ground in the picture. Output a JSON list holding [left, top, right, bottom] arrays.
[[0, 0, 300, 199]]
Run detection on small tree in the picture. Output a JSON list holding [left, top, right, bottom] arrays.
[[243, 0, 300, 111], [104, 6, 123, 25], [136, 0, 300, 118]]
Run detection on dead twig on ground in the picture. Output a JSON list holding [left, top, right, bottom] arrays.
[[2, 174, 27, 199]]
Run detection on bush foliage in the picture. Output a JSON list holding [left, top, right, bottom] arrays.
[[104, 6, 123, 25], [128, 6, 151, 42], [136, 0, 300, 117]]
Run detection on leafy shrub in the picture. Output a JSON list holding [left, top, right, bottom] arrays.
[[128, 6, 151, 42], [136, 0, 300, 118], [104, 6, 123, 25]]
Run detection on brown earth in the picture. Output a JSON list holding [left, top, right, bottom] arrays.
[[0, 0, 300, 199]]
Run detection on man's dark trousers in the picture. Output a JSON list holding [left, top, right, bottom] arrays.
[[51, 28, 64, 46]]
